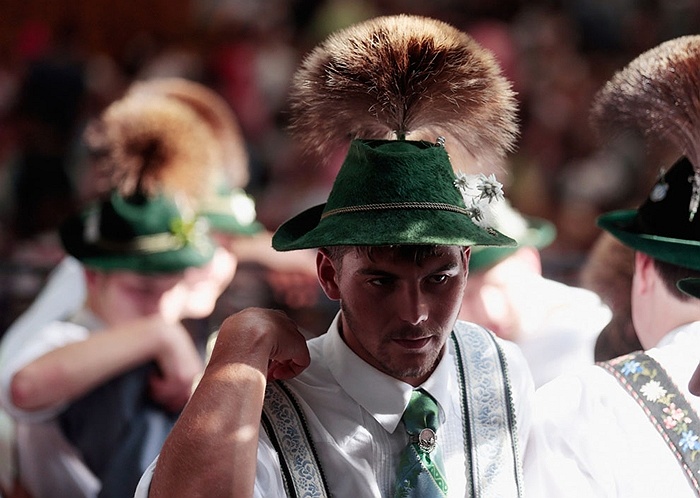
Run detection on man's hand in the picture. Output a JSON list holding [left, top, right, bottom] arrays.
[[211, 308, 310, 380]]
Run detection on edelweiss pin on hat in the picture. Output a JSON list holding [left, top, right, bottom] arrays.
[[273, 15, 518, 250], [593, 36, 700, 271]]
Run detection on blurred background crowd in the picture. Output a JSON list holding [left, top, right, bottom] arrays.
[[1, 0, 699, 336]]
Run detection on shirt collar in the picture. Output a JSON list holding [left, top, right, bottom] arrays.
[[323, 313, 455, 434], [656, 320, 700, 348]]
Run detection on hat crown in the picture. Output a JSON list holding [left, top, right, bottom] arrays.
[[272, 139, 515, 250], [323, 140, 465, 213], [634, 157, 700, 240]]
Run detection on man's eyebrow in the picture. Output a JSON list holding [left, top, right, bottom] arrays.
[[356, 268, 395, 277]]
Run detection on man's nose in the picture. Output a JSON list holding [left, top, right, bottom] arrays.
[[398, 285, 429, 326]]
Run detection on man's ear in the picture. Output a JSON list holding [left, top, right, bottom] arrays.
[[316, 249, 341, 301], [463, 246, 471, 278], [83, 267, 99, 291], [634, 251, 655, 294]]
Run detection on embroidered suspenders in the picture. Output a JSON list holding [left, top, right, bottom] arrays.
[[600, 352, 700, 496], [451, 322, 523, 498], [261, 323, 522, 497], [262, 381, 331, 498]]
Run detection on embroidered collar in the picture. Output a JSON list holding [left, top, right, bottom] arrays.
[[323, 312, 455, 434]]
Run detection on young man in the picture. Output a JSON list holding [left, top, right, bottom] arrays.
[[525, 36, 700, 497], [137, 15, 535, 498]]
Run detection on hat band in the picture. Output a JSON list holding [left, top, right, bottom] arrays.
[[321, 202, 469, 220], [95, 233, 186, 254]]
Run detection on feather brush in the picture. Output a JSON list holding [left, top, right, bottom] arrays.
[[127, 78, 250, 189], [85, 91, 220, 204], [590, 35, 700, 220], [288, 14, 518, 174]]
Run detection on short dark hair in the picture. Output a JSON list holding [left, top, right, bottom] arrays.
[[653, 258, 700, 301], [322, 245, 463, 271]]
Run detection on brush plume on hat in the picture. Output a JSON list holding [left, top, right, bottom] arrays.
[[126, 77, 250, 189], [288, 14, 518, 175], [591, 36, 700, 219], [84, 90, 221, 206]]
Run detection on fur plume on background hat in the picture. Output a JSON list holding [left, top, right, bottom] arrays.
[[591, 36, 700, 174], [84, 90, 221, 204], [126, 78, 250, 189], [288, 14, 518, 174]]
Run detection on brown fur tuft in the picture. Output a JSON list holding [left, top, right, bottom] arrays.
[[127, 78, 250, 188], [86, 92, 220, 203], [591, 35, 700, 171], [288, 14, 518, 174]]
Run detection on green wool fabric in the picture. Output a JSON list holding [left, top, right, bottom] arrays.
[[273, 139, 515, 251], [60, 191, 214, 273]]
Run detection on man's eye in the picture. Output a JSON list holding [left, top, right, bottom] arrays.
[[429, 274, 449, 284], [369, 277, 393, 287]]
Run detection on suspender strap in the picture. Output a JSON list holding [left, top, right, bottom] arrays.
[[599, 352, 700, 496], [451, 322, 524, 498], [261, 381, 331, 498]]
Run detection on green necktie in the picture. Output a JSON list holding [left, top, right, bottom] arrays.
[[394, 389, 448, 498]]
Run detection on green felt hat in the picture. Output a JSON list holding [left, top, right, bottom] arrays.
[[272, 139, 516, 251], [678, 278, 700, 299], [468, 197, 557, 272], [198, 187, 263, 236], [597, 157, 700, 271], [60, 191, 215, 273]]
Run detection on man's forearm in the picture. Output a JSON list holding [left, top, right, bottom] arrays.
[[150, 359, 267, 497]]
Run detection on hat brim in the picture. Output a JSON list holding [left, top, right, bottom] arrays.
[[678, 278, 700, 299], [597, 210, 700, 271], [272, 204, 516, 251], [469, 216, 557, 272], [203, 212, 264, 236]]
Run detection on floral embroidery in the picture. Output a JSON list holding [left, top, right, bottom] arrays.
[[612, 355, 700, 461], [664, 403, 692, 429], [640, 380, 667, 402], [620, 360, 642, 377]]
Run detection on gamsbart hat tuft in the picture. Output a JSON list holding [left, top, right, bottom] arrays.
[[274, 15, 520, 251]]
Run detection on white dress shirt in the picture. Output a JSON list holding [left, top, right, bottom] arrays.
[[524, 321, 700, 497], [136, 315, 534, 497]]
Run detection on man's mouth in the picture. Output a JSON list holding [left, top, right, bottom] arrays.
[[393, 336, 433, 350]]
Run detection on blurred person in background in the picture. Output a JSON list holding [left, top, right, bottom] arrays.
[[458, 198, 610, 387], [0, 85, 242, 498], [2, 190, 216, 498]]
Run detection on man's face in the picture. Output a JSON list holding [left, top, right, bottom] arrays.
[[87, 270, 188, 324], [318, 245, 469, 386]]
